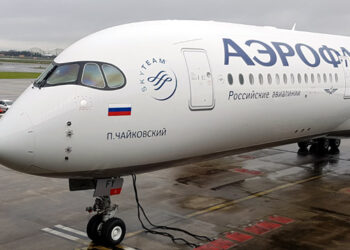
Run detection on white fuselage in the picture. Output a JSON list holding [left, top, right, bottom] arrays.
[[1, 21, 350, 178]]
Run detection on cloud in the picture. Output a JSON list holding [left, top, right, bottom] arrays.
[[0, 0, 349, 50]]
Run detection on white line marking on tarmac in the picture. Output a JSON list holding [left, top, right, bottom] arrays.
[[42, 227, 80, 241], [55, 224, 88, 237], [44, 225, 136, 250]]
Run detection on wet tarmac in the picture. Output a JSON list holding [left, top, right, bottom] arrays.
[[0, 79, 350, 250], [0, 61, 47, 73], [0, 79, 33, 100]]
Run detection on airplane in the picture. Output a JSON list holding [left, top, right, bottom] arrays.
[[0, 20, 349, 246]]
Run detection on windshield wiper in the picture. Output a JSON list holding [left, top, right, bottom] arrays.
[[34, 65, 56, 89]]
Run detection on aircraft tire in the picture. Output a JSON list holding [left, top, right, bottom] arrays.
[[316, 138, 330, 155], [297, 141, 309, 150], [309, 144, 317, 154], [87, 214, 103, 243], [101, 217, 126, 246], [329, 139, 341, 148], [297, 141, 309, 155], [329, 139, 341, 155]]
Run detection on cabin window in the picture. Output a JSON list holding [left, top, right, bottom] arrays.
[[335, 73, 339, 83], [298, 73, 302, 84], [304, 74, 308, 83], [290, 74, 295, 84], [46, 64, 80, 85], [317, 74, 321, 83], [249, 74, 254, 85], [259, 74, 264, 85], [283, 74, 287, 84], [329, 73, 333, 83], [102, 64, 125, 89], [267, 74, 272, 84], [323, 73, 327, 83], [82, 63, 105, 89], [275, 74, 280, 84], [311, 74, 315, 83], [239, 74, 244, 85], [227, 73, 233, 85]]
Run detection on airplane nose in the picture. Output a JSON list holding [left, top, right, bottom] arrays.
[[0, 110, 35, 173]]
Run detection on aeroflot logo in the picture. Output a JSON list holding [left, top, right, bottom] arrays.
[[223, 38, 350, 68], [139, 58, 178, 101]]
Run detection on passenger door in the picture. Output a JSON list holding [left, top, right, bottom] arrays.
[[183, 49, 215, 110], [340, 56, 350, 98]]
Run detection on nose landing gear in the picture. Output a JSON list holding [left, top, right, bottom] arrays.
[[85, 179, 126, 246]]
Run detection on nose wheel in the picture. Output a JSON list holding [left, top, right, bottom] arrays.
[[86, 214, 103, 242], [101, 218, 126, 245]]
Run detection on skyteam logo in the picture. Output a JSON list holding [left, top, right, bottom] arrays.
[[139, 58, 177, 101]]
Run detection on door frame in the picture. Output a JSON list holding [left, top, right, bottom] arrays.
[[182, 48, 215, 111], [340, 55, 350, 99]]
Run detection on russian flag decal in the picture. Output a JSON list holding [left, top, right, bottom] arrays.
[[108, 104, 132, 116]]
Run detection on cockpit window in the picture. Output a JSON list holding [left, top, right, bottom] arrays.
[[37, 61, 126, 90], [102, 64, 125, 89], [82, 63, 105, 89], [46, 64, 80, 85], [34, 63, 55, 85]]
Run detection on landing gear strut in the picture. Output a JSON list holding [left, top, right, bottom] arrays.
[[85, 178, 126, 246]]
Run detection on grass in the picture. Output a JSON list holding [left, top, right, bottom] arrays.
[[0, 58, 52, 64], [0, 72, 40, 79]]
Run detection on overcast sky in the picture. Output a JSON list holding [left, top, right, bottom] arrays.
[[0, 0, 349, 51]]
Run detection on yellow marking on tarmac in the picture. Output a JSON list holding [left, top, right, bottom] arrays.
[[124, 174, 324, 239], [79, 243, 134, 250], [125, 230, 144, 238], [339, 187, 350, 194], [87, 245, 110, 250], [186, 174, 323, 218]]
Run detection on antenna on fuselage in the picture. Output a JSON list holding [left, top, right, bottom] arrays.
[[292, 23, 297, 31]]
